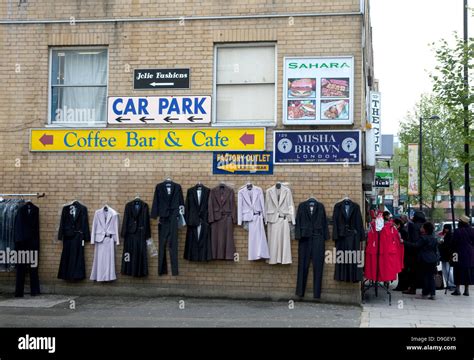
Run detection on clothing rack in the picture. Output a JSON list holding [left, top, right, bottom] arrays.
[[361, 229, 392, 305], [0, 192, 45, 198]]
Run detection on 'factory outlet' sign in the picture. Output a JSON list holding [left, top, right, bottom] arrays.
[[273, 130, 360, 164], [282, 56, 354, 125], [213, 151, 273, 175], [30, 128, 265, 152], [107, 96, 211, 124]]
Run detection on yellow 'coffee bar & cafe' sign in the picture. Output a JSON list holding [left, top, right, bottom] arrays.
[[30, 128, 265, 152]]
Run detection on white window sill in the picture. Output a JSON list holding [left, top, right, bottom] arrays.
[[212, 121, 276, 128]]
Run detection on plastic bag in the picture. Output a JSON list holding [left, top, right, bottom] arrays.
[[147, 238, 158, 257]]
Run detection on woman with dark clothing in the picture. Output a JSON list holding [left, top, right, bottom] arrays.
[[393, 218, 409, 291], [403, 222, 439, 300], [402, 211, 426, 294], [438, 224, 455, 290], [451, 215, 474, 296]]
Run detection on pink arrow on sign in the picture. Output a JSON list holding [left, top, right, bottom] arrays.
[[240, 132, 255, 146], [39, 134, 54, 146]]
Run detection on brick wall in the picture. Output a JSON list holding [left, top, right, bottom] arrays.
[[0, 1, 367, 304]]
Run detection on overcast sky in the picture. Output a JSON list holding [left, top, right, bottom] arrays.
[[370, 0, 472, 135]]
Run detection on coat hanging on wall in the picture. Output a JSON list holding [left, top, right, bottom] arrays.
[[184, 184, 212, 262], [121, 198, 151, 277], [238, 184, 269, 261], [332, 199, 365, 282], [0, 199, 25, 272], [90, 206, 120, 282], [265, 184, 295, 265], [57, 201, 90, 281], [208, 184, 236, 260]]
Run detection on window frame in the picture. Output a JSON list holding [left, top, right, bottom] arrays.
[[212, 42, 277, 127], [47, 46, 109, 128]]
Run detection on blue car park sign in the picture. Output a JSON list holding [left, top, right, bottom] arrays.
[[213, 151, 273, 175], [274, 130, 360, 164]]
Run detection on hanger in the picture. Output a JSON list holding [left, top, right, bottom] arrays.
[[246, 182, 253, 190], [307, 196, 317, 202], [165, 177, 172, 183], [276, 182, 282, 189], [134, 193, 140, 200]]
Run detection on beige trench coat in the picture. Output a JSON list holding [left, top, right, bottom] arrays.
[[265, 185, 295, 264]]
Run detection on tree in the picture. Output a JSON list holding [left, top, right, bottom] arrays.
[[430, 34, 474, 164], [398, 95, 463, 211]]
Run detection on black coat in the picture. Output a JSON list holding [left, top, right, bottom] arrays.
[[405, 234, 439, 264], [439, 231, 453, 262], [14, 202, 40, 251], [295, 200, 329, 241], [121, 199, 151, 277], [332, 200, 364, 244], [332, 199, 364, 282], [151, 181, 185, 220], [57, 201, 90, 280], [184, 185, 212, 261]]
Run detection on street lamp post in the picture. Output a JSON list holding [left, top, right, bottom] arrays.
[[419, 115, 440, 211], [463, 0, 470, 220]]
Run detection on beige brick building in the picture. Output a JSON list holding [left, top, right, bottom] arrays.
[[0, 0, 376, 304]]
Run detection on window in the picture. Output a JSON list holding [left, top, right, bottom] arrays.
[[214, 43, 276, 125], [49, 48, 108, 126]]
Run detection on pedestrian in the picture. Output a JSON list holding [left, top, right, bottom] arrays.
[[451, 215, 474, 296], [393, 217, 409, 291], [402, 222, 439, 300], [438, 224, 455, 290], [402, 211, 426, 294]]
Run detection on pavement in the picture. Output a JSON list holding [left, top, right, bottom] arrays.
[[0, 286, 471, 327], [0, 294, 360, 327], [360, 285, 474, 328]]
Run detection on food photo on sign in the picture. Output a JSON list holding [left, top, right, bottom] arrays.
[[287, 78, 316, 98], [287, 100, 316, 120], [321, 78, 350, 98], [320, 99, 349, 120]]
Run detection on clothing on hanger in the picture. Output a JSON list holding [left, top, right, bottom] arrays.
[[332, 199, 364, 282], [57, 201, 90, 281], [238, 185, 269, 261], [265, 184, 295, 265], [151, 180, 184, 275], [209, 184, 236, 260], [90, 206, 119, 282], [14, 201, 40, 297], [122, 198, 151, 277], [184, 184, 212, 262]]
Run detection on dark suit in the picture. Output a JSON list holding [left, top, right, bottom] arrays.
[[295, 200, 329, 299], [184, 185, 212, 262], [14, 202, 40, 297], [151, 181, 184, 275]]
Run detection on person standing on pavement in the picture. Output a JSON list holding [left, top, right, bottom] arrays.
[[403, 222, 439, 300], [438, 224, 455, 290], [403, 211, 426, 294], [393, 217, 409, 291], [451, 215, 474, 296]]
